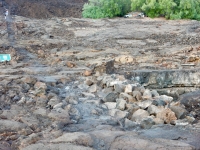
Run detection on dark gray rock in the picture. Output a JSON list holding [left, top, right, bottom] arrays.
[[140, 117, 155, 129], [170, 105, 188, 119], [103, 92, 118, 102], [179, 90, 200, 119], [152, 99, 167, 106]]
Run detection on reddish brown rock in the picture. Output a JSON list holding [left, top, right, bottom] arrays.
[[156, 108, 177, 124]]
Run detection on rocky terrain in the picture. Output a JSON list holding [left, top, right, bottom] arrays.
[[0, 1, 200, 150]]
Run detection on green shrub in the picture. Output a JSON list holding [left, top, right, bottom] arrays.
[[82, 0, 131, 19], [131, 0, 200, 20]]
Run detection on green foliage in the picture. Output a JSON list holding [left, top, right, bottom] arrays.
[[131, 0, 200, 20], [82, 0, 131, 19], [131, 0, 146, 11]]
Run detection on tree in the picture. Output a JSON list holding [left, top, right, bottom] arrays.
[[131, 0, 200, 20], [131, 0, 145, 11], [159, 0, 177, 19], [82, 0, 131, 19]]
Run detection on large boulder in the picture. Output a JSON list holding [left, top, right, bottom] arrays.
[[179, 90, 200, 119]]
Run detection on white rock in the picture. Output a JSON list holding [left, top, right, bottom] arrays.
[[131, 109, 149, 123], [147, 105, 164, 115], [17, 97, 26, 105], [142, 89, 152, 100], [137, 100, 152, 109], [104, 102, 117, 110], [160, 95, 173, 103], [88, 84, 97, 93], [124, 84, 133, 94]]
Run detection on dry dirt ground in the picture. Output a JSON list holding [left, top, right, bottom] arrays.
[[0, 1, 200, 150]]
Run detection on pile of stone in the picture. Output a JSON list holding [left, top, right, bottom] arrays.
[[0, 72, 198, 149], [82, 73, 196, 129]]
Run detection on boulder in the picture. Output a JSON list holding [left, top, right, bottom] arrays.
[[142, 89, 152, 100], [151, 90, 159, 97], [103, 92, 118, 102], [119, 93, 136, 103], [170, 106, 188, 119], [126, 104, 140, 119], [124, 84, 133, 94], [140, 117, 155, 129], [147, 105, 164, 115], [186, 116, 195, 123], [116, 98, 127, 111], [132, 90, 142, 101], [152, 99, 167, 106], [104, 102, 117, 110], [131, 109, 149, 123], [33, 81, 47, 96], [160, 95, 173, 104], [179, 90, 200, 108], [137, 100, 152, 109], [94, 60, 115, 74], [156, 108, 177, 124], [124, 118, 138, 129], [88, 84, 97, 93], [179, 90, 200, 119], [114, 83, 125, 93]]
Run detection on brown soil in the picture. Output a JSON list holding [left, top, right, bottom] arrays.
[[2, 0, 88, 18]]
